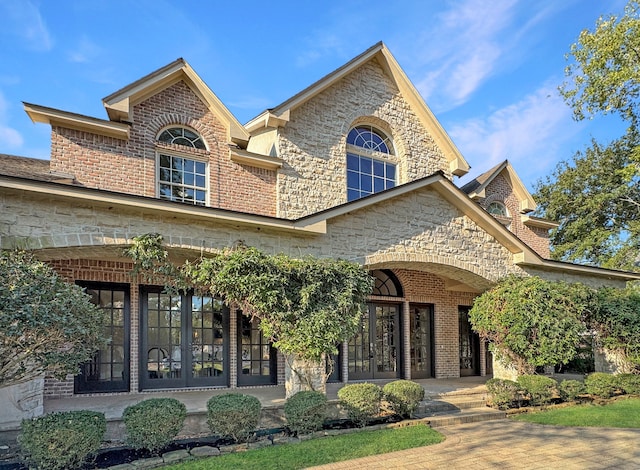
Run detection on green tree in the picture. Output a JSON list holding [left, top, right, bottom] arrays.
[[0, 251, 106, 387], [589, 286, 640, 369], [468, 276, 592, 374], [536, 1, 640, 270], [535, 134, 640, 270]]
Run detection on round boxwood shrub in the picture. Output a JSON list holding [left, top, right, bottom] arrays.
[[19, 410, 106, 470], [615, 373, 640, 395], [485, 378, 520, 410], [559, 379, 587, 401], [284, 390, 328, 435], [517, 375, 558, 406], [337, 382, 383, 427], [585, 372, 618, 398], [122, 398, 187, 453], [382, 380, 425, 418], [207, 393, 261, 442]]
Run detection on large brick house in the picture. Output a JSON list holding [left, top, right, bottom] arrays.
[[1, 42, 637, 401]]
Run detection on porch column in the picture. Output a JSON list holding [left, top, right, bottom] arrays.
[[402, 301, 411, 380]]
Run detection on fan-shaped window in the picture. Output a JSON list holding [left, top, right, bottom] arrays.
[[371, 270, 403, 297], [346, 126, 396, 202], [156, 127, 208, 206], [487, 201, 508, 217], [158, 127, 206, 149]]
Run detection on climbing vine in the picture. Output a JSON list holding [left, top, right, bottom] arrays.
[[125, 234, 373, 363]]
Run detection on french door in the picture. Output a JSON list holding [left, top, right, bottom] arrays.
[[75, 282, 130, 393], [409, 304, 434, 379], [459, 306, 480, 376], [140, 287, 229, 390], [348, 303, 400, 380]]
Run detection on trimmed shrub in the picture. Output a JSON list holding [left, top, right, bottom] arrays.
[[559, 379, 587, 401], [338, 382, 383, 427], [616, 373, 640, 395], [517, 375, 558, 406], [485, 378, 520, 409], [284, 390, 328, 434], [19, 410, 106, 470], [207, 393, 261, 442], [123, 398, 187, 453], [585, 372, 618, 398], [382, 380, 425, 418]]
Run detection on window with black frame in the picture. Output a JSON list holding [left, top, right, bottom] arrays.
[[75, 282, 130, 393]]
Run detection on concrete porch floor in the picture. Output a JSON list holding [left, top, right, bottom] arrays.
[[43, 376, 489, 421]]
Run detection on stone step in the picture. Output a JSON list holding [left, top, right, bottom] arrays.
[[416, 398, 488, 415], [420, 408, 506, 428]]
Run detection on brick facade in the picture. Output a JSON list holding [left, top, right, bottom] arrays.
[[50, 81, 277, 216]]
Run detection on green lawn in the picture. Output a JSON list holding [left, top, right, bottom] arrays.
[[164, 423, 443, 470], [512, 397, 640, 428]]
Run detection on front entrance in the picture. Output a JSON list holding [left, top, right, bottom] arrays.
[[459, 306, 480, 376], [348, 303, 400, 380], [140, 287, 229, 390]]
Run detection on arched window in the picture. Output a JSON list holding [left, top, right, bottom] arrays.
[[156, 127, 208, 206], [346, 126, 396, 201], [371, 269, 403, 297], [158, 127, 206, 149], [487, 201, 508, 217]]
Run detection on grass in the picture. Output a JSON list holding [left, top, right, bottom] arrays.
[[512, 397, 640, 428], [164, 423, 443, 470]]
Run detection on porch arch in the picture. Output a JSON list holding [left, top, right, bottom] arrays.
[[364, 252, 498, 292]]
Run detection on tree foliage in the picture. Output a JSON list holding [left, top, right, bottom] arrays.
[[468, 275, 592, 374], [589, 286, 640, 368], [536, 1, 640, 270], [0, 251, 106, 387], [125, 234, 373, 364], [560, 1, 640, 126], [535, 134, 640, 270]]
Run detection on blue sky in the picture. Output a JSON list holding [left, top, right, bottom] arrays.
[[0, 0, 629, 191]]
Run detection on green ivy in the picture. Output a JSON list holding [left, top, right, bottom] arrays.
[[125, 234, 373, 364]]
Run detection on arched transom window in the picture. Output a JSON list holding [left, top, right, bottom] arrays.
[[487, 201, 508, 217], [371, 270, 403, 297], [346, 126, 396, 201], [156, 127, 208, 206]]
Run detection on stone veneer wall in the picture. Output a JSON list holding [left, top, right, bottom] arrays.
[[276, 59, 451, 218], [49, 81, 277, 216]]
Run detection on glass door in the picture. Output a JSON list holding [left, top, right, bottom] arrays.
[[459, 306, 480, 376], [410, 304, 434, 379], [140, 287, 228, 389], [349, 303, 400, 380]]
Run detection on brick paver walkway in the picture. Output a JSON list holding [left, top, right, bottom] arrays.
[[308, 420, 640, 469]]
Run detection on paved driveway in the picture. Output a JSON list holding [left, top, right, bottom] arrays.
[[308, 420, 640, 469]]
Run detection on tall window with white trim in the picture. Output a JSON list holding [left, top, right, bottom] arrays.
[[346, 125, 396, 201], [157, 127, 208, 206]]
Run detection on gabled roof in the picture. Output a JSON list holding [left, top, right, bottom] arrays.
[[461, 160, 537, 213], [103, 58, 250, 145], [245, 42, 470, 177]]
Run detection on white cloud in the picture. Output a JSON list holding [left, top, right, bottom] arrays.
[[67, 36, 102, 63], [412, 0, 518, 110], [449, 84, 579, 180], [0, 92, 24, 149], [0, 0, 53, 52]]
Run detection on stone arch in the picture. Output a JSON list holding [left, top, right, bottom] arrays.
[[364, 252, 499, 292]]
